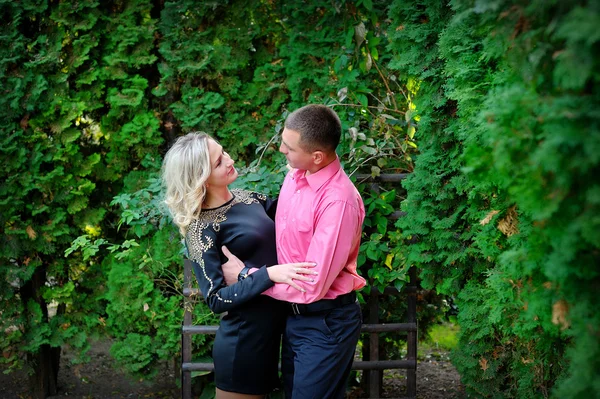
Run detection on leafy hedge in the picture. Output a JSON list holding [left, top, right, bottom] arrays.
[[1, 0, 419, 397], [0, 0, 163, 396], [1, 0, 597, 398], [391, 0, 599, 397]]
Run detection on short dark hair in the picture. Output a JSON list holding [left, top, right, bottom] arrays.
[[284, 104, 341, 153]]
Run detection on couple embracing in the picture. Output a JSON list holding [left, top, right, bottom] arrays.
[[162, 104, 366, 399]]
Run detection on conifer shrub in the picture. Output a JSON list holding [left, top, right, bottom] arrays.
[[1, 0, 162, 396], [388, 0, 600, 397], [5, 1, 597, 398], [2, 0, 423, 396]]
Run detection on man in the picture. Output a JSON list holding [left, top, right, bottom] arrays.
[[223, 104, 366, 399]]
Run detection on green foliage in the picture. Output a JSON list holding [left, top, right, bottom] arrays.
[[389, 0, 600, 397], [425, 321, 459, 352], [1, 0, 163, 395], [104, 177, 217, 377], [156, 0, 288, 157], [359, 188, 409, 292], [8, 1, 598, 398], [0, 3, 440, 396], [67, 176, 219, 378]]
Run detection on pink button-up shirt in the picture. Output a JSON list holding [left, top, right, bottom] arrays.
[[263, 157, 366, 303]]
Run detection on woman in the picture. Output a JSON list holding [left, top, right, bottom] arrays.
[[162, 132, 316, 399]]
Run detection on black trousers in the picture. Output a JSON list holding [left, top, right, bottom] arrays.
[[281, 301, 362, 399]]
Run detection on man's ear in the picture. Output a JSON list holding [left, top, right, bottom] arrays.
[[312, 150, 325, 165]]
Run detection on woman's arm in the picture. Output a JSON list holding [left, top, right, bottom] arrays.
[[186, 224, 275, 314], [221, 245, 317, 289]]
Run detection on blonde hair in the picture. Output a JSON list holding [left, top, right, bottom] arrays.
[[162, 132, 212, 236]]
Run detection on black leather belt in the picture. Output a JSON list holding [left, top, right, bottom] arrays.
[[289, 291, 357, 315]]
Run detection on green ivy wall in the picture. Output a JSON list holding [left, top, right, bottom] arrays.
[[391, 1, 600, 398], [1, 1, 598, 398]]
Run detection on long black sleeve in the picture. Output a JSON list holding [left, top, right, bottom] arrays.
[[186, 219, 274, 314], [184, 189, 281, 313]]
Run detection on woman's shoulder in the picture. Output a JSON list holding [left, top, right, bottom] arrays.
[[186, 204, 229, 237], [231, 188, 268, 203], [185, 189, 268, 236], [186, 216, 216, 240]]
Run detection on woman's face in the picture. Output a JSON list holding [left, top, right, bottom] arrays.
[[205, 138, 238, 188]]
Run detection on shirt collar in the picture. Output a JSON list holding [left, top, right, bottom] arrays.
[[291, 156, 341, 191]]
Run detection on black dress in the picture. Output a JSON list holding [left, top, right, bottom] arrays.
[[185, 188, 287, 395]]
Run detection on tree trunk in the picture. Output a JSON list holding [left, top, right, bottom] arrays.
[[21, 264, 61, 399], [26, 344, 61, 399]]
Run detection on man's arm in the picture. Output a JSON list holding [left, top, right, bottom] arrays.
[[220, 245, 246, 285], [221, 246, 317, 290], [263, 199, 362, 303]]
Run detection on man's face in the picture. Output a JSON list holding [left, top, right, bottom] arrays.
[[279, 128, 315, 171]]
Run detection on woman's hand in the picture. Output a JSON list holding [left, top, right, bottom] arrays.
[[221, 245, 318, 291], [266, 262, 318, 292]]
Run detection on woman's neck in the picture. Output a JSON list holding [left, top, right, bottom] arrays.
[[203, 187, 233, 209]]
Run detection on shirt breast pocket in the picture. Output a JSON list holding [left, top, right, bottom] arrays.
[[286, 219, 313, 258], [297, 220, 313, 234]]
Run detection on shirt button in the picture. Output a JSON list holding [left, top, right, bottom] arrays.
[[296, 190, 300, 193]]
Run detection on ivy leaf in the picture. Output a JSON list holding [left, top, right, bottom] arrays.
[[365, 53, 372, 71], [370, 46, 379, 61], [381, 190, 396, 203], [376, 215, 388, 235], [245, 173, 262, 182], [361, 145, 377, 155], [345, 26, 354, 48], [366, 244, 379, 261], [385, 253, 394, 269], [354, 22, 366, 48], [357, 93, 368, 107]]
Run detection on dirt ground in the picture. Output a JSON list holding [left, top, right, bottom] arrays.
[[0, 341, 463, 399], [348, 349, 464, 399]]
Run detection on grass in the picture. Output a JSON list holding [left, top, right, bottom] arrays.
[[422, 319, 459, 352]]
